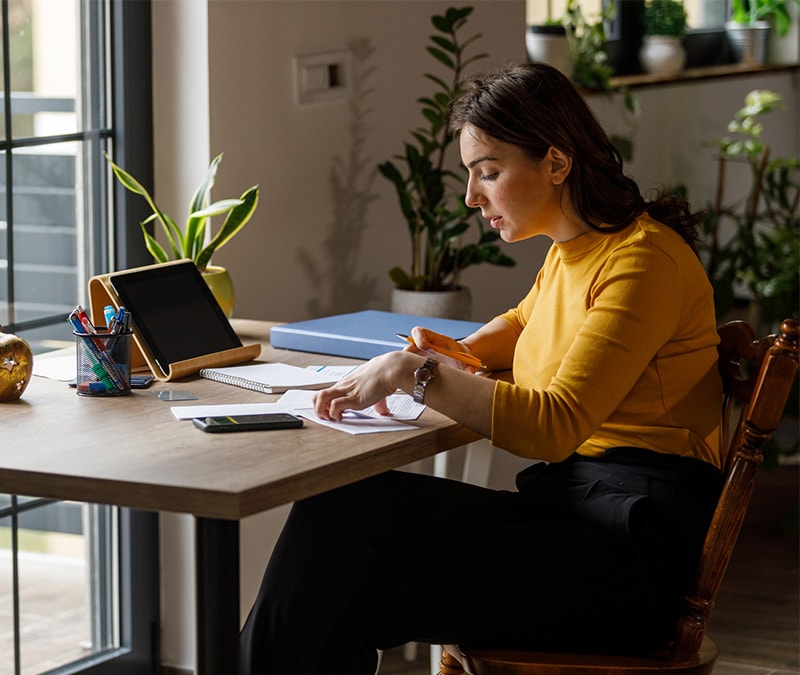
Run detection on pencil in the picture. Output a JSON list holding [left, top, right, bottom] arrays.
[[395, 333, 487, 370]]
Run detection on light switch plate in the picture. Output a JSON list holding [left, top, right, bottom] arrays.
[[294, 51, 352, 105]]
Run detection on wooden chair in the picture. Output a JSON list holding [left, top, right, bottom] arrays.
[[437, 318, 800, 675]]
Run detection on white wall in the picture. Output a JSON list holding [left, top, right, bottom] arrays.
[[204, 0, 536, 327], [152, 0, 799, 669], [151, 0, 211, 667]]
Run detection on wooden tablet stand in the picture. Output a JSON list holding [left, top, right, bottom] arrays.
[[87, 263, 261, 381]]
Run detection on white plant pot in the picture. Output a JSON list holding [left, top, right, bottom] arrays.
[[725, 21, 769, 66], [390, 287, 472, 321], [638, 36, 686, 76], [525, 25, 573, 77]]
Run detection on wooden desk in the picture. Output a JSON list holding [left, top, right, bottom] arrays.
[[3, 319, 480, 674]]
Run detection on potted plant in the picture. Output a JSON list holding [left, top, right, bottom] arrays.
[[702, 89, 799, 465], [525, 0, 572, 77], [639, 0, 687, 76], [107, 153, 259, 317], [378, 6, 515, 320], [725, 0, 799, 65]]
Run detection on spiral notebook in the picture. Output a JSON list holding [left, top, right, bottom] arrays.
[[199, 362, 340, 394]]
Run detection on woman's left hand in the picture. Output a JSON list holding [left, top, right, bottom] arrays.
[[313, 352, 407, 421]]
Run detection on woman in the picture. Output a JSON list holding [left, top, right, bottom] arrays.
[[240, 62, 723, 675]]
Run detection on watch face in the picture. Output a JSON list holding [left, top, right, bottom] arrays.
[[416, 366, 434, 384]]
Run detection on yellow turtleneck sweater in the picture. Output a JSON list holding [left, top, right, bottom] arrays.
[[490, 214, 722, 467]]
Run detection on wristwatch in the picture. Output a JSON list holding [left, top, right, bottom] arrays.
[[412, 358, 438, 403]]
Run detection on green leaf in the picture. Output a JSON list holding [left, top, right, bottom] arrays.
[[195, 185, 259, 270], [388, 266, 415, 290], [191, 198, 245, 218], [189, 153, 223, 214], [139, 222, 169, 264], [426, 46, 454, 70], [105, 152, 185, 261], [430, 35, 457, 53], [424, 73, 451, 92]]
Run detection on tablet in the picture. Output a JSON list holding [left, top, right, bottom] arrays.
[[109, 260, 243, 372]]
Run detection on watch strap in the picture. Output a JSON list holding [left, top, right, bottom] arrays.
[[412, 357, 438, 404]]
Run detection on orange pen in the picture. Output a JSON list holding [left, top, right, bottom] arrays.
[[395, 333, 487, 370]]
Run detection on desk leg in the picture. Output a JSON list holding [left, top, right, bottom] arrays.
[[195, 516, 240, 675]]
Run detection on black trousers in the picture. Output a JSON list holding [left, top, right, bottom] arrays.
[[240, 448, 722, 675]]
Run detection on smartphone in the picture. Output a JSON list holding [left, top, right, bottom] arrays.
[[192, 413, 304, 433]]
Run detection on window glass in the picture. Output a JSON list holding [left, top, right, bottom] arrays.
[[0, 499, 118, 673], [0, 513, 13, 672], [9, 142, 81, 328], [15, 502, 92, 672], [3, 0, 78, 141], [0, 149, 6, 321], [525, 0, 730, 30]]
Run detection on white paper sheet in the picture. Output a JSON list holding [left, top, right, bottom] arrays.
[[31, 346, 78, 382], [171, 388, 424, 434]]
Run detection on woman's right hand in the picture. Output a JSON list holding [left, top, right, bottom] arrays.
[[405, 327, 479, 372]]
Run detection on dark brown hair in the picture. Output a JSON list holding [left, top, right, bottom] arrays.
[[448, 62, 701, 250]]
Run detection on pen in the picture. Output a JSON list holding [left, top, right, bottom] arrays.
[[395, 333, 486, 370], [104, 305, 116, 330]]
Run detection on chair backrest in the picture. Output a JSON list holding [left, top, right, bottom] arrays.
[[671, 318, 799, 660]]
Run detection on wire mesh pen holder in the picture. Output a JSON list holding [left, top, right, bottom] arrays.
[[74, 329, 133, 396]]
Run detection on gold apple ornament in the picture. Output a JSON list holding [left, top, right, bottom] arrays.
[[0, 324, 33, 401]]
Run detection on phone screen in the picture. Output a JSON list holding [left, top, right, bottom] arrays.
[[193, 413, 304, 432]]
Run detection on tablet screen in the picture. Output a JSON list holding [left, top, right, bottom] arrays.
[[110, 261, 242, 371]]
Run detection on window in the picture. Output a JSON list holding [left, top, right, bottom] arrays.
[[525, 1, 741, 74], [525, 0, 731, 30], [0, 1, 156, 674]]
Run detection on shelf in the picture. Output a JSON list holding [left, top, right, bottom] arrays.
[[610, 63, 799, 89]]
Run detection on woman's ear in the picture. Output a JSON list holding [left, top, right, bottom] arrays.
[[546, 147, 572, 185]]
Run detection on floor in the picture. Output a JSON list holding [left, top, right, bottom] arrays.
[[0, 466, 797, 675], [379, 464, 800, 675]]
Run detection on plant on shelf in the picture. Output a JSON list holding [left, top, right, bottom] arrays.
[[701, 89, 799, 335], [562, 1, 640, 161], [378, 6, 515, 294], [729, 0, 798, 35], [107, 153, 259, 272], [642, 0, 687, 36], [525, 0, 573, 77], [639, 0, 688, 76], [725, 0, 799, 65], [562, 0, 616, 92]]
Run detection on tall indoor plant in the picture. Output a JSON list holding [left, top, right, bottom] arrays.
[[378, 6, 515, 319], [701, 89, 799, 334], [107, 153, 259, 317], [702, 89, 799, 465]]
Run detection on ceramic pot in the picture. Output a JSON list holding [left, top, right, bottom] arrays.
[[525, 24, 573, 76], [390, 287, 472, 321], [725, 21, 769, 66], [202, 265, 235, 318], [0, 324, 33, 401], [639, 36, 686, 76]]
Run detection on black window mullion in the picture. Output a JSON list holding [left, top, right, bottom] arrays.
[[1, 0, 14, 326]]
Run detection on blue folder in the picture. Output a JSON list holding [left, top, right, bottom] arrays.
[[269, 310, 483, 360]]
